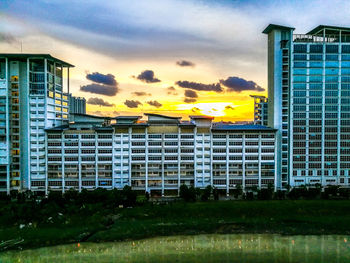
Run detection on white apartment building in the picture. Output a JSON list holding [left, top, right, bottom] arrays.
[[0, 54, 72, 194], [43, 114, 277, 195]]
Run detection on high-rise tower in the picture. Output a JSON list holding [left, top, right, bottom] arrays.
[[264, 24, 350, 188], [0, 54, 73, 193]]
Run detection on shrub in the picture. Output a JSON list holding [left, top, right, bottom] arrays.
[[201, 185, 212, 201], [179, 185, 196, 202]]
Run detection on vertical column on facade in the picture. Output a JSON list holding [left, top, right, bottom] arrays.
[[128, 127, 132, 187], [95, 132, 98, 188], [61, 132, 65, 193], [305, 50, 310, 184], [242, 132, 246, 192], [258, 133, 262, 189], [321, 30, 326, 187], [78, 133, 82, 192], [177, 127, 181, 195], [112, 128, 116, 189], [226, 132, 229, 196], [288, 39, 294, 189], [5, 58, 10, 194], [274, 132, 278, 191], [194, 126, 197, 188], [120, 132, 123, 186], [44, 59, 48, 193], [145, 127, 149, 193], [202, 134, 205, 186], [26, 58, 31, 190], [44, 132, 48, 195], [161, 132, 165, 196], [210, 132, 213, 187], [337, 32, 342, 184]]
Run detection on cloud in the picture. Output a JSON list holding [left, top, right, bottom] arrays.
[[167, 86, 178, 95], [124, 100, 142, 108], [86, 72, 117, 86], [132, 91, 151, 96], [80, 72, 119, 96], [176, 80, 222, 92], [184, 89, 198, 98], [87, 97, 115, 107], [147, 100, 162, 108], [184, 98, 197, 103], [220, 76, 264, 92], [176, 60, 195, 67], [136, 70, 161, 83], [225, 105, 235, 111], [183, 89, 198, 103], [191, 107, 200, 113], [80, 83, 118, 96], [0, 32, 19, 44]]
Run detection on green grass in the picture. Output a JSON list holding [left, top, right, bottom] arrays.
[[1, 200, 350, 251]]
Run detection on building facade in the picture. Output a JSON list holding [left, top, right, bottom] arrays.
[[43, 114, 277, 195], [0, 54, 72, 193], [264, 24, 350, 188], [69, 94, 86, 114], [4, 24, 350, 195], [250, 95, 268, 126]]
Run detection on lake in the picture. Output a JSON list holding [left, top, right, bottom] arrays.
[[1, 234, 350, 263]]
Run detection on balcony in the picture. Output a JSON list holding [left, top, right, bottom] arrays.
[[293, 34, 350, 43]]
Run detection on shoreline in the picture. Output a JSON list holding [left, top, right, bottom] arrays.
[[1, 200, 350, 251]]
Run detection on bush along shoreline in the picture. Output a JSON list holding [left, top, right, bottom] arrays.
[[1, 184, 350, 251]]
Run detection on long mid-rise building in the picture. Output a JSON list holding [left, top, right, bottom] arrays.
[[43, 114, 277, 195]]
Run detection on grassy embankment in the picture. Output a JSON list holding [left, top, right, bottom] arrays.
[[1, 200, 350, 251]]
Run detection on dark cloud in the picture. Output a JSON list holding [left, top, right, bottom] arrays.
[[176, 80, 223, 92], [87, 97, 115, 107], [81, 72, 119, 96], [136, 70, 161, 83], [0, 33, 19, 44], [225, 105, 235, 110], [132, 91, 151, 96], [147, 100, 162, 108], [191, 107, 200, 113], [176, 60, 195, 67], [124, 100, 142, 108], [167, 86, 178, 95], [80, 83, 118, 96], [184, 98, 196, 103], [220, 76, 264, 92], [86, 72, 117, 86], [184, 89, 198, 98]]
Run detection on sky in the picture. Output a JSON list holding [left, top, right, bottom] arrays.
[[0, 0, 350, 122]]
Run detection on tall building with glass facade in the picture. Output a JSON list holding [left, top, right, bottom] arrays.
[[263, 24, 350, 188], [0, 54, 72, 193]]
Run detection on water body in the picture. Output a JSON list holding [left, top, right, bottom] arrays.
[[1, 234, 350, 263]]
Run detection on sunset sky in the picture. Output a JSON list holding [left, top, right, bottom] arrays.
[[1, 0, 349, 121]]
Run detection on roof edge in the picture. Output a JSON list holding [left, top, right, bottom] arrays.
[[263, 24, 295, 34]]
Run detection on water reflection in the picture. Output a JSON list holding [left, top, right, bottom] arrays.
[[1, 234, 350, 263]]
